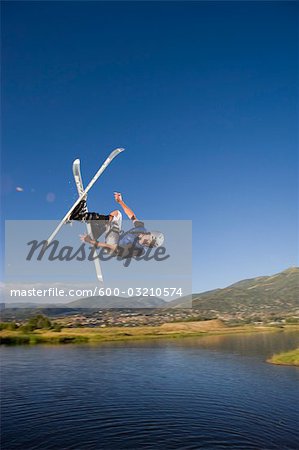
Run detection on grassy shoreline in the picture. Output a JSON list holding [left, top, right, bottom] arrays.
[[1, 322, 298, 346], [267, 348, 299, 367]]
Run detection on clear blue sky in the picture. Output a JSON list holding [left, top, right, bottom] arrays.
[[1, 1, 298, 292]]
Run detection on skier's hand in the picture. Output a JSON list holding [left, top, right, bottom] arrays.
[[80, 234, 92, 244], [114, 192, 123, 203]]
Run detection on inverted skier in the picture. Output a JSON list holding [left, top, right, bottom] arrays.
[[69, 192, 164, 259]]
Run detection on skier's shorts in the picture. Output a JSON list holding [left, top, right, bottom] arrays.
[[105, 210, 122, 246]]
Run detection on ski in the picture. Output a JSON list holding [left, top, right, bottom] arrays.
[[46, 148, 124, 244], [73, 159, 103, 283]]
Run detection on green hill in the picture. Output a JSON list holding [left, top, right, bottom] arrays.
[[3, 268, 298, 319], [172, 267, 299, 316]]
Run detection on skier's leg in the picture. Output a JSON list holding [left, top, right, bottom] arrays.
[[69, 200, 108, 222], [105, 210, 122, 246], [69, 200, 88, 220], [69, 202, 124, 242], [69, 200, 111, 240], [90, 217, 109, 240], [92, 210, 122, 241]]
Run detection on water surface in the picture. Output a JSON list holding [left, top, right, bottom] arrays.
[[1, 331, 298, 449]]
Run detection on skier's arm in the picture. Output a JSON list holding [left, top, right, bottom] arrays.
[[80, 235, 117, 252], [95, 242, 117, 251], [114, 192, 138, 221]]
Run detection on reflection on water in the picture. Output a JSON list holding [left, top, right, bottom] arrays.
[[167, 330, 299, 357], [1, 331, 299, 450]]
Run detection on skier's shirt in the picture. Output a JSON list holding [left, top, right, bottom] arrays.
[[118, 220, 147, 258]]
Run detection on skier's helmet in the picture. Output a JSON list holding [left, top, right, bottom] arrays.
[[149, 231, 164, 248]]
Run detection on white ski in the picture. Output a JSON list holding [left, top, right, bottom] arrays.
[[46, 148, 124, 244], [73, 159, 103, 283]]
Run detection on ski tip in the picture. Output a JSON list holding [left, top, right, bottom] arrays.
[[73, 158, 80, 165], [115, 147, 125, 153]]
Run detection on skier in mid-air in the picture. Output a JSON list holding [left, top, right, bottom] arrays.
[[70, 192, 164, 259]]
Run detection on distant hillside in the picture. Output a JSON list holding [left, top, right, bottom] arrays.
[[171, 267, 299, 316], [3, 268, 298, 317], [66, 295, 166, 309]]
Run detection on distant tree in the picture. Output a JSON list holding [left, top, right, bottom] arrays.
[[27, 314, 52, 330], [17, 314, 52, 333], [52, 322, 62, 332], [285, 317, 299, 324], [0, 322, 18, 331], [19, 324, 35, 333]]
